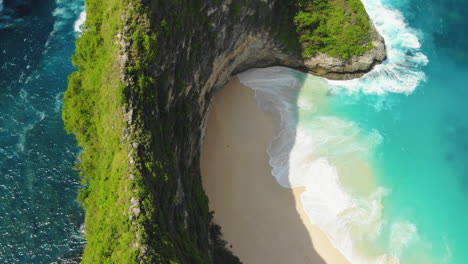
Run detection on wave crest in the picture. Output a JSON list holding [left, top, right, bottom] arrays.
[[74, 10, 86, 33], [329, 0, 429, 94], [239, 67, 424, 264]]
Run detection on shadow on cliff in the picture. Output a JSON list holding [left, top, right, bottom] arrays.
[[200, 74, 330, 264]]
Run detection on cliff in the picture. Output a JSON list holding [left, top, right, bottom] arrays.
[[63, 0, 385, 263]]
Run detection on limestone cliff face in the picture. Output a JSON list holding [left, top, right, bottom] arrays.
[[128, 0, 384, 261], [68, 0, 385, 263], [305, 23, 386, 79], [139, 0, 386, 173]]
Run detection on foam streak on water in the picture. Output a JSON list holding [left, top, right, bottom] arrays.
[[0, 0, 85, 263], [329, 0, 428, 94], [74, 11, 86, 33], [237, 2, 435, 262], [240, 67, 400, 264]]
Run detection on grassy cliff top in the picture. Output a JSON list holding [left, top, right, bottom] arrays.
[[295, 0, 373, 60], [63, 1, 377, 263]]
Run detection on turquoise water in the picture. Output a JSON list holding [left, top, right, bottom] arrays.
[[240, 0, 468, 263], [0, 0, 85, 263], [1, 0, 467, 263], [328, 0, 468, 262]]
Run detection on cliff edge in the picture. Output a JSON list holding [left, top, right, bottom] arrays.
[[305, 23, 386, 79], [63, 0, 385, 263]]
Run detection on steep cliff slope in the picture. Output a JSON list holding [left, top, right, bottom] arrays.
[[63, 0, 385, 263]]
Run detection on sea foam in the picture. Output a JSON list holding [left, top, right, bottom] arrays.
[[52, 0, 85, 32], [329, 0, 428, 94], [239, 67, 412, 264], [74, 11, 86, 33]]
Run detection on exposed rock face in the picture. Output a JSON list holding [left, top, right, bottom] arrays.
[[135, 1, 386, 261], [68, 0, 386, 263], [150, 2, 387, 122], [304, 23, 387, 80], [127, 0, 387, 261]]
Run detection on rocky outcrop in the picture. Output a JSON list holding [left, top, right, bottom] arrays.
[[135, 1, 386, 260], [66, 0, 386, 263], [304, 23, 386, 80]]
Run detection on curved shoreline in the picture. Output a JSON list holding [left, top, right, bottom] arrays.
[[201, 77, 350, 264]]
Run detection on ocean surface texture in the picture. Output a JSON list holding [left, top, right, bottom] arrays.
[[240, 0, 468, 263], [0, 0, 85, 263]]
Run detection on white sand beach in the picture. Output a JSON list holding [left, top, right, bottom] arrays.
[[200, 77, 350, 264]]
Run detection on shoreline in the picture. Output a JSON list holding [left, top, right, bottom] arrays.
[[200, 77, 350, 264]]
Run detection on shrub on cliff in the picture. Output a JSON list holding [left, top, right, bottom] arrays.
[[295, 0, 373, 60]]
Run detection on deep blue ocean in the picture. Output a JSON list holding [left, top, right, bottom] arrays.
[[0, 0, 85, 263]]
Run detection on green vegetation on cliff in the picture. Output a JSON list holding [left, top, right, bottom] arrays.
[[65, 1, 239, 263], [295, 0, 373, 59], [64, 0, 143, 262], [64, 0, 377, 263]]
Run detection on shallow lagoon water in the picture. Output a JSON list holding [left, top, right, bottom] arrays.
[[241, 0, 468, 263], [330, 0, 468, 262]]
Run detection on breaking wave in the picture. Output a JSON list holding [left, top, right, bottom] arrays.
[[329, 0, 429, 94], [239, 67, 422, 263]]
